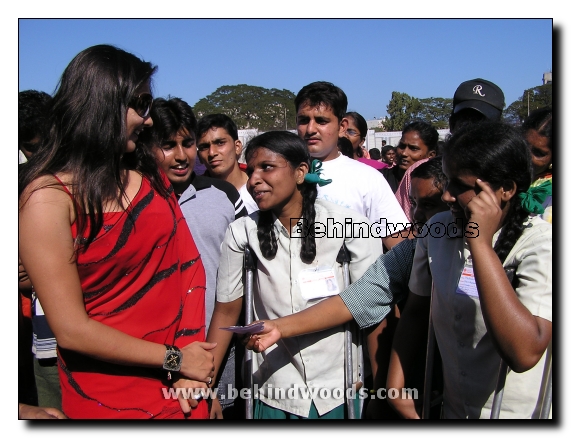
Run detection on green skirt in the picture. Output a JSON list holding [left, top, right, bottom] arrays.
[[254, 398, 360, 420]]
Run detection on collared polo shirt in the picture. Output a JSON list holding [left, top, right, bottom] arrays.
[[340, 238, 417, 329]]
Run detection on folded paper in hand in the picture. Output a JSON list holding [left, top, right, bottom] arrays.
[[220, 322, 265, 335]]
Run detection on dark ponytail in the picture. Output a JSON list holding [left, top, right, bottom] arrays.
[[444, 122, 533, 263], [245, 131, 317, 263], [299, 177, 318, 263]]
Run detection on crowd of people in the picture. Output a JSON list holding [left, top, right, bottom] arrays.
[[18, 44, 552, 420]]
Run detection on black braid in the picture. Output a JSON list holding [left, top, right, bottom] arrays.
[[493, 200, 530, 264], [257, 210, 278, 260], [300, 181, 318, 263]]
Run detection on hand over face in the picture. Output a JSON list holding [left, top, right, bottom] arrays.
[[465, 179, 505, 245]]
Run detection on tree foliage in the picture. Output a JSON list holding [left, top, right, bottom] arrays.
[[503, 83, 552, 125], [193, 84, 297, 131], [384, 92, 452, 131], [384, 92, 422, 131], [417, 97, 453, 129]]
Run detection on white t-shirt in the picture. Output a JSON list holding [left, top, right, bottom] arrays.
[[239, 184, 259, 214], [317, 154, 409, 237]]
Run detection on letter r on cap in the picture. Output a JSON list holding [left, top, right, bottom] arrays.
[[473, 85, 485, 96]]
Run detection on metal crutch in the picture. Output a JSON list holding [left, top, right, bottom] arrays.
[[538, 341, 552, 419], [336, 244, 364, 419], [489, 341, 552, 419], [422, 282, 437, 419], [422, 267, 553, 419], [357, 322, 365, 416], [488, 267, 517, 418], [421, 295, 531, 420], [243, 245, 256, 419], [489, 359, 509, 419], [423, 268, 519, 418], [489, 267, 552, 419]]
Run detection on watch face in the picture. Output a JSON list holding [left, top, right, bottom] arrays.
[[164, 351, 182, 371]]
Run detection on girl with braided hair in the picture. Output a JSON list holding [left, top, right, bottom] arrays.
[[387, 121, 552, 419], [206, 131, 382, 419]]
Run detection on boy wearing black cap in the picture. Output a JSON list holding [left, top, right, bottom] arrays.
[[393, 78, 505, 222], [449, 78, 505, 133]]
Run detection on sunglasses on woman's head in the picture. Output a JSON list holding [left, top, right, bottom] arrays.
[[129, 93, 153, 118]]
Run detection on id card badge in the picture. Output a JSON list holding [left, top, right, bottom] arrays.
[[455, 265, 479, 298], [299, 266, 340, 301]]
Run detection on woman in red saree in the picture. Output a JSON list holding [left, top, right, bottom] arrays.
[[19, 45, 214, 419]]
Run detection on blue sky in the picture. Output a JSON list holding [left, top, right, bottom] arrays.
[[19, 18, 552, 120]]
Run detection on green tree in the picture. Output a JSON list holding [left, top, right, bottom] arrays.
[[193, 84, 297, 131], [384, 91, 422, 131], [504, 83, 552, 125], [417, 97, 453, 129], [384, 92, 453, 131]]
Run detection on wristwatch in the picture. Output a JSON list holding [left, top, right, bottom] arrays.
[[163, 344, 182, 372]]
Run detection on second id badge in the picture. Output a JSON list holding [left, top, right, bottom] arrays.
[[299, 266, 340, 301], [455, 265, 479, 298]]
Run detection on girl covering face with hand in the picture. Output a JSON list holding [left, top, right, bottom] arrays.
[[387, 122, 552, 419]]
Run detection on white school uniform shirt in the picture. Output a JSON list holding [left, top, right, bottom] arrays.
[[317, 153, 409, 236], [216, 199, 383, 417], [409, 211, 552, 419]]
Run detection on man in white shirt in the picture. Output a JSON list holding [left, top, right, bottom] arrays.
[[294, 81, 409, 250]]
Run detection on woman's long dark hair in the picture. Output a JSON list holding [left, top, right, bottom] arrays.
[[443, 122, 533, 263], [19, 45, 167, 251], [245, 131, 318, 263]]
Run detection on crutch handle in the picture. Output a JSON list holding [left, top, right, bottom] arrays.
[[336, 243, 351, 264], [244, 246, 257, 271]]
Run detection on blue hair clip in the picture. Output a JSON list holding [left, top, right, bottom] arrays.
[[303, 160, 332, 187]]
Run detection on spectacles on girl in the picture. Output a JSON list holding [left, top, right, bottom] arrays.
[[129, 93, 153, 118]]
